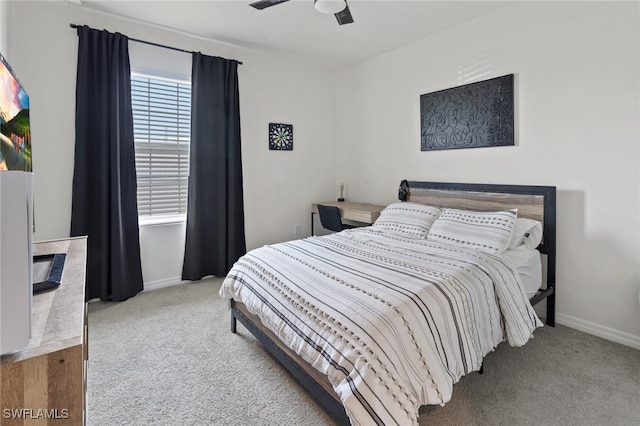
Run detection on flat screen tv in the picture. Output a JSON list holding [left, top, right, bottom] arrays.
[[0, 52, 33, 355], [0, 52, 31, 172]]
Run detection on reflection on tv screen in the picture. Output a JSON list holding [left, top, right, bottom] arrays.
[[0, 53, 31, 172]]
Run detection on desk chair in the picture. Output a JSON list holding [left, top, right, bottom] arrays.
[[317, 205, 355, 232]]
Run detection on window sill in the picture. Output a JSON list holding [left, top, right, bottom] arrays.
[[139, 215, 186, 227]]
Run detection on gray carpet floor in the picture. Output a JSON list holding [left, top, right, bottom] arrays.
[[87, 278, 639, 426]]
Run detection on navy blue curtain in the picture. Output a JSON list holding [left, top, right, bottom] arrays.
[[182, 53, 246, 280], [70, 26, 143, 302]]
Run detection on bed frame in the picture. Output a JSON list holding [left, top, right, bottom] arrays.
[[229, 181, 556, 425]]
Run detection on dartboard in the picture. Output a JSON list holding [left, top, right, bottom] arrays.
[[268, 123, 293, 150]]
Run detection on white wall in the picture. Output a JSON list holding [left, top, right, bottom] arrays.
[[335, 2, 640, 347], [5, 1, 337, 287]]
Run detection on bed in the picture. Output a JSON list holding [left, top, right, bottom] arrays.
[[220, 180, 556, 425]]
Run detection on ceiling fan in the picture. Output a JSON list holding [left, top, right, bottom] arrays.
[[250, 0, 354, 25]]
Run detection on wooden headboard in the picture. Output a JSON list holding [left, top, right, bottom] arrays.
[[398, 180, 557, 324]]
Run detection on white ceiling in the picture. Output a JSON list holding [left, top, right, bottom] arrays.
[[77, 0, 514, 70]]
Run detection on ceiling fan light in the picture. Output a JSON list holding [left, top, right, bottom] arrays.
[[314, 0, 346, 15]]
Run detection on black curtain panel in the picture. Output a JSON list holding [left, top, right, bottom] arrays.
[[182, 53, 246, 280], [70, 26, 143, 302]]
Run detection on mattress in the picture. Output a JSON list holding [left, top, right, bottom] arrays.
[[502, 249, 542, 299]]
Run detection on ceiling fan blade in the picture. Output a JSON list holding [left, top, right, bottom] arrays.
[[250, 0, 290, 10], [335, 2, 354, 25]]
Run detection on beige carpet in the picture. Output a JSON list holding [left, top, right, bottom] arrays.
[[87, 278, 639, 425]]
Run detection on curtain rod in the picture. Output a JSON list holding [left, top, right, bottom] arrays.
[[69, 24, 243, 65]]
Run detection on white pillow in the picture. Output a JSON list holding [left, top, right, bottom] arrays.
[[372, 202, 441, 238], [509, 218, 543, 250], [427, 208, 517, 254]]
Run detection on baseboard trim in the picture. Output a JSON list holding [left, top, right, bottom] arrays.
[[143, 276, 188, 292], [535, 306, 640, 350]]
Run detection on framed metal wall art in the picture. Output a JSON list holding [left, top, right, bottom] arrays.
[[420, 74, 514, 151]]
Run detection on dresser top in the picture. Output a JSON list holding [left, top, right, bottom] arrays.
[[1, 237, 87, 364]]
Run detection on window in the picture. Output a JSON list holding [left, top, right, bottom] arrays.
[[131, 73, 191, 222]]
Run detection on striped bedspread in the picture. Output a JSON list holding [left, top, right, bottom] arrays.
[[220, 228, 542, 426]]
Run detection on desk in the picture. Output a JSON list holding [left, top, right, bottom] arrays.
[[311, 201, 385, 234]]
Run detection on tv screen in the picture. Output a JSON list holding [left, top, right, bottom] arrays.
[[0, 53, 31, 172]]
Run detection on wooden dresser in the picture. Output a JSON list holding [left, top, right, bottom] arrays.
[[1, 237, 88, 425]]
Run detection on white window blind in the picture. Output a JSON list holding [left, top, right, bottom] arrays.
[[131, 73, 191, 219]]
